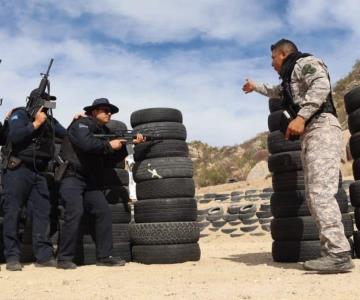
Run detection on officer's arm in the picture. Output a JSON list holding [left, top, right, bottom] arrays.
[[295, 61, 331, 122], [8, 110, 35, 145], [52, 118, 67, 139], [253, 82, 282, 98], [68, 122, 113, 154]]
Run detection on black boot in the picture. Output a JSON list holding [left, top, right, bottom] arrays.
[[96, 256, 126, 267]]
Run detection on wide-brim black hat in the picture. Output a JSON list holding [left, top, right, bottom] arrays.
[[83, 98, 119, 115]]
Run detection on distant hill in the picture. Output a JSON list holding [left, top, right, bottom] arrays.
[[190, 60, 360, 187], [333, 60, 360, 127]]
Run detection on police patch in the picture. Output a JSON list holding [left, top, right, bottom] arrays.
[[79, 123, 88, 129], [302, 64, 317, 76]]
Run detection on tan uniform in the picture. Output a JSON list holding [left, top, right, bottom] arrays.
[[255, 55, 350, 254]]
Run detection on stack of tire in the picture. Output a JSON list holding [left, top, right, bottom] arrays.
[[74, 120, 132, 265], [345, 87, 360, 257], [130, 108, 200, 264], [267, 98, 352, 262]]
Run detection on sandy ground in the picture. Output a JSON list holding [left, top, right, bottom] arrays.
[[0, 178, 357, 300], [0, 233, 359, 300]]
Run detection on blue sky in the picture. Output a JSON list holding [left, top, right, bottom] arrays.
[[0, 0, 359, 146]]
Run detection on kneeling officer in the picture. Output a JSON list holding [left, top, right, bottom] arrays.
[[57, 98, 143, 269]]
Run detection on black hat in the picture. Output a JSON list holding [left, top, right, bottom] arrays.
[[83, 98, 119, 115]]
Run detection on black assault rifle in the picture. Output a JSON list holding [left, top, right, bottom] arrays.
[[93, 129, 158, 155], [26, 58, 56, 118]]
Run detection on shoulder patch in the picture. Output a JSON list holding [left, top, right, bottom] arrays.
[[302, 64, 317, 76], [79, 123, 89, 129]]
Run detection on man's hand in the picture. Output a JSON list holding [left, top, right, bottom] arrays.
[[73, 112, 86, 120], [242, 79, 256, 94], [133, 133, 145, 145], [33, 106, 47, 129], [110, 139, 127, 150], [285, 116, 305, 140], [5, 110, 13, 120]]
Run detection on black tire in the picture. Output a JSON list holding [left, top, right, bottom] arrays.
[[350, 181, 360, 207], [106, 119, 128, 132], [268, 98, 283, 113], [112, 242, 132, 262], [206, 206, 224, 221], [223, 214, 239, 222], [130, 108, 183, 127], [268, 110, 283, 132], [256, 211, 272, 219], [354, 231, 360, 258], [267, 130, 301, 154], [102, 169, 129, 187], [272, 240, 322, 262], [112, 224, 130, 243], [238, 212, 256, 221], [271, 214, 353, 241], [136, 178, 195, 200], [271, 189, 348, 217], [242, 218, 258, 225], [353, 159, 360, 181], [134, 140, 189, 162], [344, 87, 360, 114], [133, 157, 193, 183], [239, 204, 257, 214], [134, 198, 197, 223], [355, 208, 360, 230], [227, 204, 241, 214], [350, 132, 360, 160], [348, 108, 360, 135], [104, 186, 129, 204], [132, 243, 201, 264], [75, 243, 96, 265], [240, 225, 258, 232], [130, 222, 199, 245], [268, 151, 302, 173], [133, 122, 186, 141], [110, 203, 131, 223], [272, 171, 304, 192]]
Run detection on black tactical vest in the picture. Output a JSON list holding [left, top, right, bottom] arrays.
[[280, 52, 337, 122], [60, 117, 110, 177], [11, 108, 54, 165]]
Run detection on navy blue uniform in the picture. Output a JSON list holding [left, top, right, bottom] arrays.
[[2, 108, 66, 263], [57, 116, 127, 263]]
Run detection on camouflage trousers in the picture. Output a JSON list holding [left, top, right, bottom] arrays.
[[301, 114, 350, 254]]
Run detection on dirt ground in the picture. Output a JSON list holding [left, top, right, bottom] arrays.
[[0, 178, 357, 300], [0, 233, 358, 300]]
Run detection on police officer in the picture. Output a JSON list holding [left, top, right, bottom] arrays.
[[57, 98, 143, 269], [3, 91, 67, 271], [242, 39, 354, 273]]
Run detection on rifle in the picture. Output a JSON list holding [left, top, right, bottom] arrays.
[[93, 129, 158, 155], [26, 58, 56, 118]]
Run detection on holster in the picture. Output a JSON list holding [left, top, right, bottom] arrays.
[[54, 160, 69, 183], [280, 110, 299, 141]]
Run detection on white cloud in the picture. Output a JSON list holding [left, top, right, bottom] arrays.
[[14, 0, 282, 44], [0, 27, 274, 146], [1, 1, 359, 146], [287, 0, 360, 35]]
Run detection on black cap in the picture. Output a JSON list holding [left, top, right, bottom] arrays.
[[29, 88, 56, 100], [83, 98, 119, 115]]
